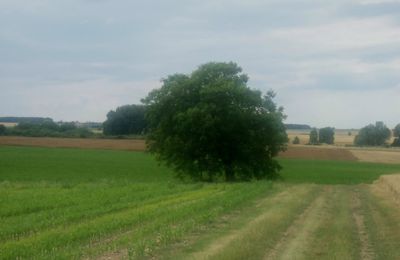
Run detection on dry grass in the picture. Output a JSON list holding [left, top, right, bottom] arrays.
[[373, 174, 400, 201], [350, 150, 400, 164], [287, 129, 358, 146], [0, 122, 18, 127], [279, 146, 358, 161], [0, 136, 146, 151]]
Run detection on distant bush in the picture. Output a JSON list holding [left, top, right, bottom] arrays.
[[393, 124, 400, 147], [6, 121, 94, 138], [319, 127, 335, 144], [292, 136, 300, 144], [308, 128, 319, 145], [354, 121, 391, 146], [0, 125, 6, 135]]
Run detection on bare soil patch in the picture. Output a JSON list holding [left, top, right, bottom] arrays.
[[279, 146, 358, 161], [350, 150, 400, 164], [0, 136, 146, 151]]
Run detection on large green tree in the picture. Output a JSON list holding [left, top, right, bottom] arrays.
[[103, 104, 147, 136], [143, 62, 288, 181], [354, 121, 391, 146]]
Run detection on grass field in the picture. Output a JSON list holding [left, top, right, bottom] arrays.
[[1, 146, 400, 259]]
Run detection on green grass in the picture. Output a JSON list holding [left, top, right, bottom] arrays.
[[279, 158, 400, 184], [1, 146, 400, 259]]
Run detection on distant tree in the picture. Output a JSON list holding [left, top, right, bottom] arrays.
[[59, 122, 77, 132], [143, 62, 288, 181], [394, 124, 400, 138], [319, 127, 335, 144], [308, 128, 319, 145], [392, 123, 400, 147], [292, 136, 300, 144], [285, 124, 311, 130], [348, 131, 352, 136], [0, 125, 6, 135], [103, 104, 147, 136], [354, 122, 391, 146]]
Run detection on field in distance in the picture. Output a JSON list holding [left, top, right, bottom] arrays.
[[1, 146, 400, 259], [287, 129, 396, 146]]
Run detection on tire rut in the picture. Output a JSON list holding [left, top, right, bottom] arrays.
[[351, 189, 375, 260], [263, 186, 331, 260], [188, 186, 312, 260]]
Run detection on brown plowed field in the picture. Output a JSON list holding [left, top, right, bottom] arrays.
[[279, 146, 358, 161], [0, 136, 146, 151]]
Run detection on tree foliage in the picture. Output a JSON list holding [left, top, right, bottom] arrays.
[[394, 124, 400, 138], [6, 121, 93, 138], [392, 123, 400, 147], [103, 104, 147, 136], [354, 122, 391, 146], [0, 125, 6, 135], [143, 62, 288, 181], [292, 136, 300, 144], [319, 127, 335, 144], [308, 128, 319, 145]]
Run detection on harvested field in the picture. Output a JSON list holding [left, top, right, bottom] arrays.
[[0, 136, 146, 151], [279, 146, 358, 161], [350, 150, 400, 164], [0, 122, 18, 127], [373, 174, 400, 201], [287, 129, 358, 146]]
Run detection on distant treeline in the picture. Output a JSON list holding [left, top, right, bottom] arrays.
[[0, 117, 52, 124], [0, 120, 94, 138], [285, 124, 311, 130]]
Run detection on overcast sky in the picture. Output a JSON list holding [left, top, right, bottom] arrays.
[[1, 0, 400, 128]]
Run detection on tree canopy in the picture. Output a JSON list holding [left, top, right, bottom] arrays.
[[143, 62, 288, 181], [308, 128, 319, 145], [394, 124, 400, 138], [103, 104, 147, 136], [319, 127, 335, 144], [354, 121, 391, 146], [392, 123, 400, 147]]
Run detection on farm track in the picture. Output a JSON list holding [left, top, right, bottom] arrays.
[[168, 182, 400, 260]]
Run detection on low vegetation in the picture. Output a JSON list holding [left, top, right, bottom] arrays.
[[1, 146, 400, 259], [0, 121, 94, 138]]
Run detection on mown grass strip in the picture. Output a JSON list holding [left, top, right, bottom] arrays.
[[188, 185, 319, 260], [362, 186, 400, 260], [302, 186, 360, 259]]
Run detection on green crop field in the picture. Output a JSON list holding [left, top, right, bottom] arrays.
[[1, 146, 400, 259]]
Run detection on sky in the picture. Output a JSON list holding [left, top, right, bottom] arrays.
[[1, 0, 400, 128]]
